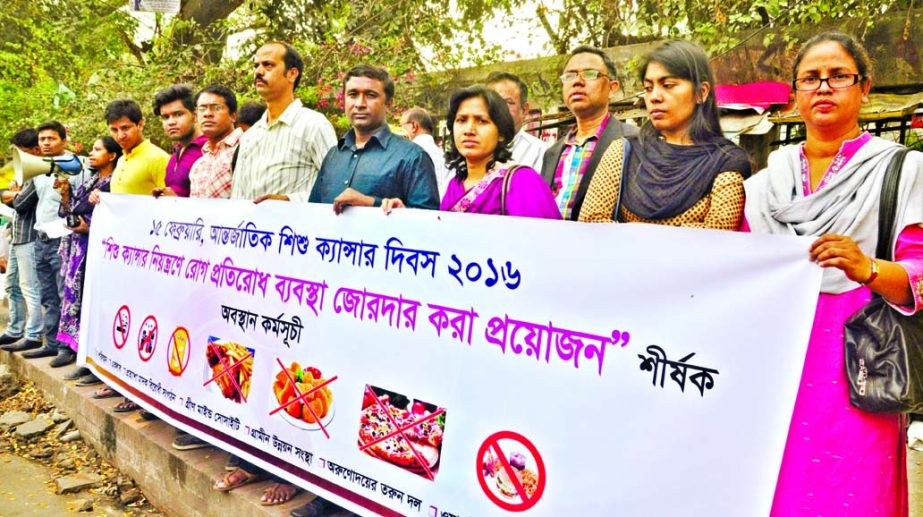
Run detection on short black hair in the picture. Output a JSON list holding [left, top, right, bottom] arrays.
[[343, 64, 395, 102], [403, 107, 435, 134], [10, 128, 38, 148], [566, 45, 619, 82], [153, 84, 196, 117], [237, 102, 266, 127], [105, 99, 143, 125], [486, 71, 529, 105], [36, 120, 67, 140], [263, 41, 304, 90], [195, 84, 238, 114], [445, 86, 515, 182]]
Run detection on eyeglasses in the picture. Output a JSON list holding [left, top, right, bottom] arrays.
[[793, 73, 863, 91], [560, 70, 610, 84], [196, 104, 227, 114]]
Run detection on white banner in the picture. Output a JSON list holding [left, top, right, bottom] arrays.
[[128, 0, 181, 14], [80, 194, 821, 516]]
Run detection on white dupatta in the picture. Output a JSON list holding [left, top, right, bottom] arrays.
[[745, 136, 923, 294]]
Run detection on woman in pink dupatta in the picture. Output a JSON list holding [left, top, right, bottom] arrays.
[[384, 86, 560, 219], [744, 33, 923, 516]]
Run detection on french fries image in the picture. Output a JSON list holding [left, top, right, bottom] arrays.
[[206, 341, 253, 403]]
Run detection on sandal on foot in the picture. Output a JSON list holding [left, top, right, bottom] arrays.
[[260, 482, 301, 506], [213, 468, 264, 492], [225, 454, 241, 472], [92, 387, 118, 399], [113, 399, 140, 413]]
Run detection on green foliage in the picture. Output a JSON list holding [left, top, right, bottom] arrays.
[[0, 0, 518, 147], [0, 0, 917, 150], [535, 0, 913, 57]]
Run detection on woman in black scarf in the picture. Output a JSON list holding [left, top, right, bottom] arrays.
[[578, 40, 750, 228]]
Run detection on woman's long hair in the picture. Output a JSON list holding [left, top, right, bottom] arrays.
[[95, 136, 122, 172], [444, 86, 515, 181], [638, 40, 723, 144]]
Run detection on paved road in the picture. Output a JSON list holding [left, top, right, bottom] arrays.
[[0, 451, 110, 517]]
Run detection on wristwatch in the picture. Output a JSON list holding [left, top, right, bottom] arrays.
[[860, 258, 879, 285]]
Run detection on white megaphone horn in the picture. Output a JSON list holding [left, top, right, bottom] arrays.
[[11, 146, 83, 185]]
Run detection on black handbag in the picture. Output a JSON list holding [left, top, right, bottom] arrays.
[[844, 146, 923, 413]]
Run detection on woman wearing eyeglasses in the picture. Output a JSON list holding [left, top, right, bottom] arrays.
[[383, 86, 560, 219], [746, 32, 923, 516], [576, 40, 750, 227]]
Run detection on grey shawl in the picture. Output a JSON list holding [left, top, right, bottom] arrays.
[[745, 137, 923, 294]]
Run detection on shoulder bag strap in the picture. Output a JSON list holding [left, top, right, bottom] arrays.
[[876, 147, 910, 262], [500, 165, 521, 216]]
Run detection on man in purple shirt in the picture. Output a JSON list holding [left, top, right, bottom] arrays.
[[152, 84, 206, 198]]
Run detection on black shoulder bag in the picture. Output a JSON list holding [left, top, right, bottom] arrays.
[[844, 146, 923, 413]]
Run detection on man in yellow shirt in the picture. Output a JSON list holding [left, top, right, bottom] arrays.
[[105, 99, 168, 194]]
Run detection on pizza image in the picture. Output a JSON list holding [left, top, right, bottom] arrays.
[[357, 386, 446, 480]]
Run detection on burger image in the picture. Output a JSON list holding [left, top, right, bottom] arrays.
[[495, 452, 527, 497]]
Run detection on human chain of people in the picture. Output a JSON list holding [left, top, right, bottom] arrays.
[[2, 21, 916, 515]]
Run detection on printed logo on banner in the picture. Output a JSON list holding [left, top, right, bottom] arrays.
[[112, 305, 131, 349], [167, 327, 191, 376], [204, 336, 254, 404], [137, 315, 158, 361], [358, 385, 447, 481], [477, 431, 546, 512]]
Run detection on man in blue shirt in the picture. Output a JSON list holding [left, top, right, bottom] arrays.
[[307, 64, 439, 212]]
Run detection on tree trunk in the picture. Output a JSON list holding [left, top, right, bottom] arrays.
[[173, 0, 245, 63]]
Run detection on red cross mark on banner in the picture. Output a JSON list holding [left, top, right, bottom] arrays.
[[203, 340, 252, 403], [476, 431, 547, 512], [269, 358, 338, 439], [137, 315, 158, 362], [360, 385, 445, 481], [167, 327, 190, 376], [112, 305, 130, 349]]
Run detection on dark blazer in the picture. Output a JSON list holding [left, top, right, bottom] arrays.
[[541, 118, 639, 220]]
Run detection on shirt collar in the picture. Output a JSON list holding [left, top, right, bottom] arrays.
[[566, 112, 611, 145], [413, 134, 437, 147], [124, 139, 150, 157], [258, 98, 304, 129], [174, 134, 208, 154], [203, 127, 243, 154], [339, 124, 393, 151]]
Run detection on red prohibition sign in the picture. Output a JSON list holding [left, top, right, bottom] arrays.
[[166, 327, 191, 376], [137, 315, 159, 362], [476, 431, 546, 512], [112, 305, 131, 350]]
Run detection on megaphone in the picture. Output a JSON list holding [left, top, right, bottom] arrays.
[[11, 146, 83, 185]]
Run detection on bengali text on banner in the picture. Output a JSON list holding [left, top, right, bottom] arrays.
[[79, 194, 822, 516]]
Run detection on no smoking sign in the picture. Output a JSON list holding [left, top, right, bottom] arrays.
[[112, 305, 131, 349]]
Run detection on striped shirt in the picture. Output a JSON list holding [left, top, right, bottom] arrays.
[[552, 113, 611, 219], [189, 128, 242, 199], [230, 99, 337, 202]]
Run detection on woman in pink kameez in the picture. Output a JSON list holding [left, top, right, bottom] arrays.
[[384, 86, 560, 219], [745, 33, 923, 516]]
